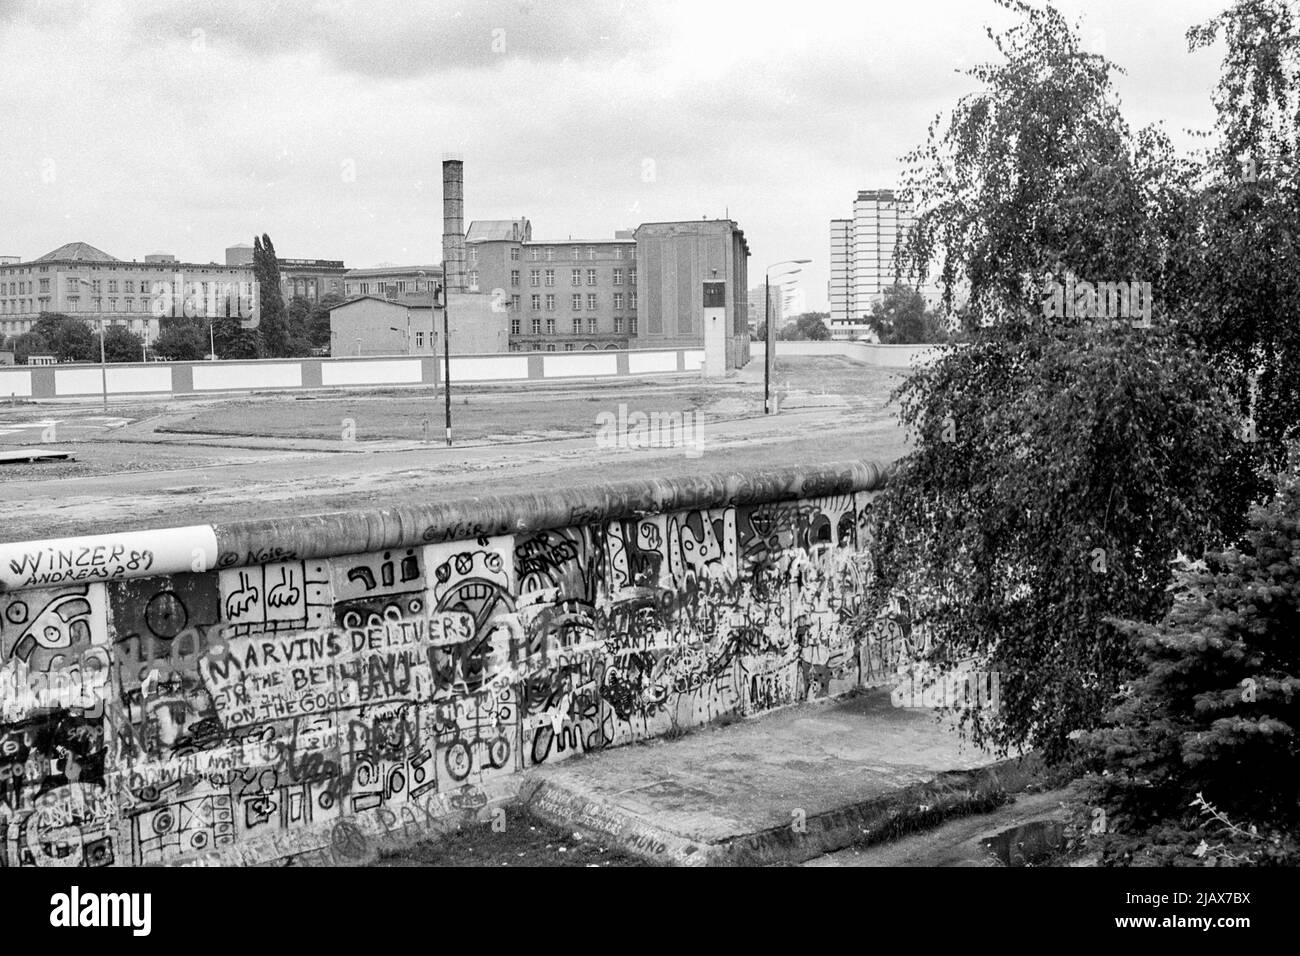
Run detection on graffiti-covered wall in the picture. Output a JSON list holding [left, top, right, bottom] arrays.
[[0, 460, 895, 866]]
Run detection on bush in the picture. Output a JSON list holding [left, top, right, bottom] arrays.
[[1077, 461, 1300, 865]]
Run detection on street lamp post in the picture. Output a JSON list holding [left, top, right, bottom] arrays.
[[74, 277, 108, 412], [419, 270, 451, 446], [765, 259, 810, 414]]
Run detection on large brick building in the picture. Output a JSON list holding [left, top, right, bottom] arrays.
[[461, 216, 749, 366]]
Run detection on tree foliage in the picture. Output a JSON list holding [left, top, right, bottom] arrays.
[[779, 312, 831, 341], [867, 284, 951, 344], [871, 327, 1248, 759], [31, 313, 95, 362], [153, 316, 211, 362], [101, 325, 144, 363], [1078, 463, 1300, 865], [871, 0, 1296, 759], [255, 233, 290, 357]]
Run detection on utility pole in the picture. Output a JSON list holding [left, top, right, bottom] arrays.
[[440, 280, 451, 445]]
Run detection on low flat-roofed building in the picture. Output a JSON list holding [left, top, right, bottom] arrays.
[[329, 292, 507, 357]]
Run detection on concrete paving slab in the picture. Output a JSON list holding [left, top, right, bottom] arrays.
[[523, 689, 1043, 866]]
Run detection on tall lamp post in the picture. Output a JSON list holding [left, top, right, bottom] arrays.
[[765, 259, 809, 414], [419, 270, 451, 446], [74, 278, 108, 412]]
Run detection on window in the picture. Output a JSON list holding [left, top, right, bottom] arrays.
[[587, 246, 595, 260], [613, 269, 623, 285], [467, 271, 479, 288], [125, 280, 135, 293], [629, 317, 638, 334], [629, 269, 637, 287], [65, 278, 77, 292], [546, 344, 556, 352], [510, 247, 520, 261], [530, 269, 540, 287], [570, 269, 581, 287], [587, 293, 597, 310], [545, 294, 555, 311], [586, 269, 597, 286], [510, 270, 519, 287], [510, 294, 520, 311], [614, 316, 624, 333], [572, 294, 582, 310], [565, 343, 574, 351], [572, 246, 581, 259], [531, 318, 541, 334], [511, 319, 521, 334], [630, 291, 637, 309], [510, 343, 521, 352], [469, 249, 478, 264], [546, 318, 556, 334], [545, 248, 555, 261], [572, 318, 582, 333], [544, 269, 555, 286], [107, 280, 118, 293], [531, 294, 541, 311], [39, 279, 49, 292], [126, 298, 135, 312], [614, 293, 624, 310], [416, 331, 425, 348], [615, 247, 625, 260], [588, 317, 597, 333], [530, 248, 540, 261]]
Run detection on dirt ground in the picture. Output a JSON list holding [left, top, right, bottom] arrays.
[[373, 815, 653, 868], [0, 356, 910, 541]]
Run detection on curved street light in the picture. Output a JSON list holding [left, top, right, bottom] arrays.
[[765, 259, 810, 415]]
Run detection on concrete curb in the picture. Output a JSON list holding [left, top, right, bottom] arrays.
[[524, 751, 1045, 867]]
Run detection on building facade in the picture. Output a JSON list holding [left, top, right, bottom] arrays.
[[828, 189, 940, 341], [747, 281, 787, 333], [328, 293, 507, 357], [341, 265, 443, 306], [0, 242, 347, 344], [634, 219, 750, 368], [465, 219, 636, 352]]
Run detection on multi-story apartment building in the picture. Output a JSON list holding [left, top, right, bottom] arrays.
[[748, 281, 787, 333], [828, 189, 940, 341], [464, 218, 637, 352], [0, 242, 348, 343]]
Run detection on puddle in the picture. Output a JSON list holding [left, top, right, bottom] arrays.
[[981, 818, 1066, 866]]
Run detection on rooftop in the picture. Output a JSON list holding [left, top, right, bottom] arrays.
[[35, 241, 119, 263]]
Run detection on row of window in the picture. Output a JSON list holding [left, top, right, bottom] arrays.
[[344, 279, 433, 296], [1, 297, 156, 314], [475, 268, 638, 290], [471, 245, 632, 264], [510, 317, 638, 335]]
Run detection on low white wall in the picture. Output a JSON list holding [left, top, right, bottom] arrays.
[[750, 340, 951, 368], [322, 359, 423, 387]]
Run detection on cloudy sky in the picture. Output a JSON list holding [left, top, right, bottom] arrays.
[[0, 0, 1233, 310]]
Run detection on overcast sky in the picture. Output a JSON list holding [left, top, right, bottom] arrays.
[[0, 0, 1233, 310]]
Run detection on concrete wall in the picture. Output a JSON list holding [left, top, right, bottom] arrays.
[[750, 339, 952, 368], [0, 347, 709, 400], [0, 460, 904, 866]]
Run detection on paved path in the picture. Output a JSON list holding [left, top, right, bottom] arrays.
[[524, 689, 1041, 866]]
